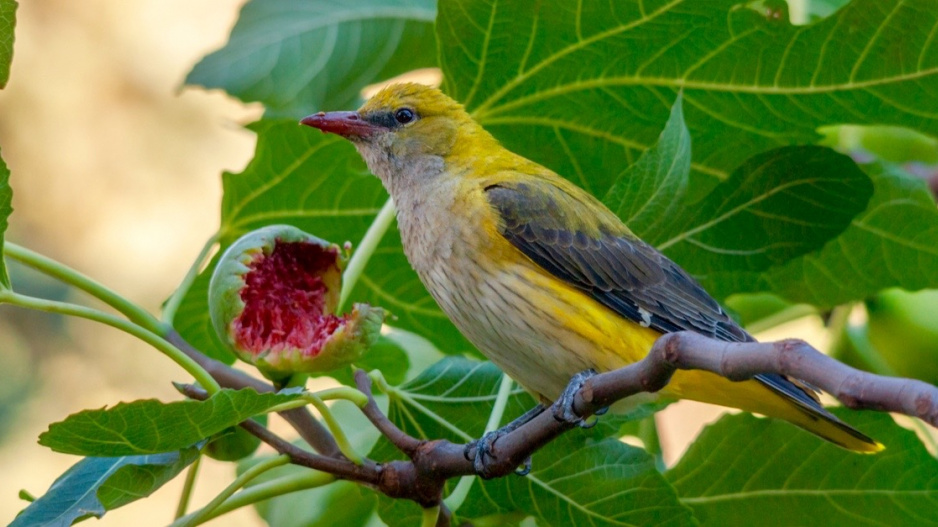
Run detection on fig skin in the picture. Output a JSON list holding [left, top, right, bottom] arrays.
[[209, 225, 385, 379]]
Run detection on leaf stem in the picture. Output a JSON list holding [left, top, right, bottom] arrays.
[[163, 234, 218, 325], [173, 470, 336, 525], [314, 386, 368, 407], [443, 373, 514, 513], [306, 394, 363, 465], [338, 198, 395, 312], [170, 454, 291, 527], [174, 454, 202, 519], [0, 290, 221, 394], [421, 505, 441, 527], [3, 242, 168, 335], [263, 386, 368, 414]]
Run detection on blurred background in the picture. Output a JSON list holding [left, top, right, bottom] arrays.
[[0, 0, 262, 524], [1, 1, 936, 526]]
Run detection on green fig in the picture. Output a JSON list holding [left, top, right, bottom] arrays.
[[209, 225, 385, 380]]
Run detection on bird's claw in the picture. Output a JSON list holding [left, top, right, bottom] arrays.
[[514, 455, 532, 476], [464, 404, 547, 478], [465, 429, 522, 479], [552, 369, 605, 428]]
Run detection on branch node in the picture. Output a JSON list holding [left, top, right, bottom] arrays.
[[834, 374, 864, 409], [914, 391, 938, 424], [775, 338, 808, 375]]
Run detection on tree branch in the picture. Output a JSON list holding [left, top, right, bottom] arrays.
[[190, 331, 938, 516]]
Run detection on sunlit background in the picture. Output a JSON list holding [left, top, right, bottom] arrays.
[[0, 2, 909, 525], [0, 1, 262, 524]]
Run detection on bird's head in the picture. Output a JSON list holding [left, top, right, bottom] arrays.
[[301, 83, 494, 192]]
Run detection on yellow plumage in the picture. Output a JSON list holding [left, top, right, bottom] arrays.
[[301, 82, 882, 453]]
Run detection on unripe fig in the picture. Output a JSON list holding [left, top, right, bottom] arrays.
[[209, 225, 385, 380]]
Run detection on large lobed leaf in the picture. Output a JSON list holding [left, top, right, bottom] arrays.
[[708, 162, 938, 306], [656, 145, 873, 274], [371, 357, 692, 527], [604, 93, 691, 238], [0, 0, 15, 88], [441, 0, 938, 192], [604, 95, 874, 281], [667, 410, 938, 525], [438, 0, 938, 307], [39, 388, 305, 457], [11, 448, 199, 527], [459, 432, 696, 527], [0, 147, 10, 289], [187, 0, 438, 118]]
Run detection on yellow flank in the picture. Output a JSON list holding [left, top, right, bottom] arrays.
[[517, 263, 883, 453], [300, 82, 883, 454]]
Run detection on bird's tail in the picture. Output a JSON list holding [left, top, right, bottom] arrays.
[[665, 370, 884, 453]]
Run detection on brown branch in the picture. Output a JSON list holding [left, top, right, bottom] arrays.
[[183, 331, 938, 515], [645, 332, 938, 425], [354, 370, 422, 457]]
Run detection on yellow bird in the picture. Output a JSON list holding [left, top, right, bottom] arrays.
[[301, 83, 881, 453]]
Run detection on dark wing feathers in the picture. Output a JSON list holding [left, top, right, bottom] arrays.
[[487, 182, 747, 342], [486, 181, 826, 412]]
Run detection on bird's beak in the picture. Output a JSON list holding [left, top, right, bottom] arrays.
[[300, 111, 381, 138]]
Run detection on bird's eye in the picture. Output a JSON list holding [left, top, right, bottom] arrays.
[[394, 108, 415, 124]]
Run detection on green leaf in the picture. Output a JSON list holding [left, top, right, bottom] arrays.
[[603, 95, 873, 280], [216, 121, 384, 246], [204, 414, 267, 461], [667, 409, 938, 526], [173, 253, 235, 363], [0, 147, 11, 289], [39, 388, 304, 456], [371, 358, 529, 526], [371, 357, 690, 527], [373, 358, 531, 454], [0, 0, 15, 89], [440, 0, 938, 194], [173, 120, 470, 362], [710, 163, 938, 306], [656, 145, 873, 273], [11, 448, 199, 527], [254, 479, 377, 527], [604, 93, 691, 237], [459, 434, 695, 527], [186, 0, 437, 118]]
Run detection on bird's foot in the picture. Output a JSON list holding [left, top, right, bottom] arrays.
[[552, 369, 606, 428], [464, 404, 545, 478]]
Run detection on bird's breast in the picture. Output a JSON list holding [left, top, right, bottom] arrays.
[[393, 180, 656, 401]]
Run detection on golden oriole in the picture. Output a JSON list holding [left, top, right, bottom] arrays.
[[301, 83, 881, 453]]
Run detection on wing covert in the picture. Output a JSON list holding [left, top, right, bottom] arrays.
[[485, 181, 749, 343]]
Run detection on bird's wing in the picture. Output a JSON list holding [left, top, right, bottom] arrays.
[[485, 179, 824, 410], [485, 179, 749, 342]]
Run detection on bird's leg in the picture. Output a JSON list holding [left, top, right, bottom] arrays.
[[552, 369, 607, 428], [465, 403, 546, 478]]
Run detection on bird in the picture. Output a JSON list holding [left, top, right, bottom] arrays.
[[300, 82, 882, 454]]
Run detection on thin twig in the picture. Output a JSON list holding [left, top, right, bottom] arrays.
[[164, 329, 342, 457], [355, 370, 422, 457]]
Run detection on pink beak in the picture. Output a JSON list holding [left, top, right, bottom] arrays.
[[300, 111, 381, 138]]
